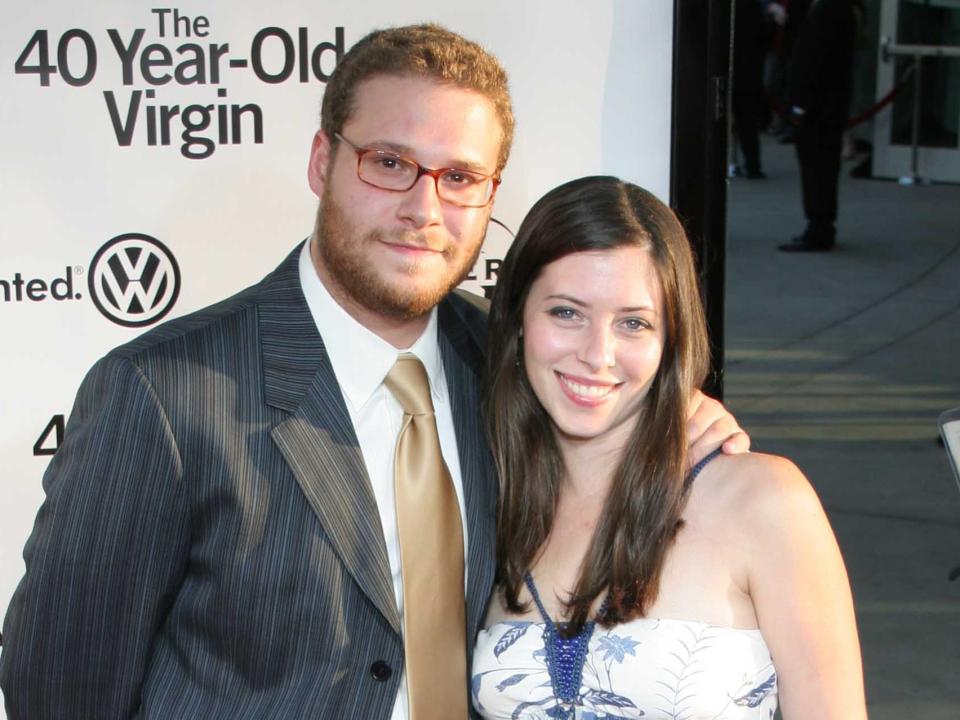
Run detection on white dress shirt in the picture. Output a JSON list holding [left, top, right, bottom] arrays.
[[298, 240, 468, 720]]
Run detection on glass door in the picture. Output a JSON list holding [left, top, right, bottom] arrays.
[[873, 0, 960, 182]]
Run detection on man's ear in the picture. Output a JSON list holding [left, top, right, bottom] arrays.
[[307, 130, 333, 198]]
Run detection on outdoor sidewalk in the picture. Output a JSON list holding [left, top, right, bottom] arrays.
[[725, 136, 960, 719]]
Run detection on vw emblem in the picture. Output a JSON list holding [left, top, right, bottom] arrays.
[[88, 234, 181, 327]]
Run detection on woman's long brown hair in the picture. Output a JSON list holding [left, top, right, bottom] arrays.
[[486, 176, 710, 635]]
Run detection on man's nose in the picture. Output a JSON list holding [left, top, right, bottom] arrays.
[[397, 174, 444, 228]]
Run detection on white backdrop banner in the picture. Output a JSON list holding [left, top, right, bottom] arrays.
[[0, 1, 674, 707]]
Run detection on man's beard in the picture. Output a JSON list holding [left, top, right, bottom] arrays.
[[315, 190, 486, 321]]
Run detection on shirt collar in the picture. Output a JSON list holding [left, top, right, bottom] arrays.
[[297, 239, 445, 412]]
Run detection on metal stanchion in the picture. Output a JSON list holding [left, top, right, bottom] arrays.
[[901, 53, 923, 185], [881, 37, 960, 185]]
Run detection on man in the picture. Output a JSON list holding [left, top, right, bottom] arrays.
[[781, 0, 860, 252], [1, 24, 745, 719]]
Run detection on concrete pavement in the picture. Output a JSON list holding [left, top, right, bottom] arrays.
[[725, 136, 960, 719]]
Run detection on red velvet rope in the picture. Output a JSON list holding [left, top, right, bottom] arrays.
[[846, 64, 916, 129]]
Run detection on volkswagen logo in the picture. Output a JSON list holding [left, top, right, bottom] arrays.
[[88, 234, 181, 327]]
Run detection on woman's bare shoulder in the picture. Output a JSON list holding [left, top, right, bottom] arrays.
[[689, 451, 823, 532]]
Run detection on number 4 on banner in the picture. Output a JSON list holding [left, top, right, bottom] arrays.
[[15, 30, 56, 86], [33, 415, 65, 457]]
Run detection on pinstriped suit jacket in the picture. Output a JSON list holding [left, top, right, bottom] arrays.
[[0, 243, 498, 719]]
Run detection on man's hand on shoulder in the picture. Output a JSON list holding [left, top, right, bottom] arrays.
[[686, 389, 750, 468]]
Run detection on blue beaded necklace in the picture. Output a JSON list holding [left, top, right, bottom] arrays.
[[523, 572, 608, 717]]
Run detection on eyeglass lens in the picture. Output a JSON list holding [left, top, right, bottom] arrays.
[[357, 151, 494, 207]]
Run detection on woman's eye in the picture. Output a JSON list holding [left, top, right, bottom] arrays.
[[548, 306, 578, 321], [621, 318, 649, 332]]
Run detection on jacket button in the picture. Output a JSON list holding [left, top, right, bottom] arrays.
[[370, 660, 392, 682]]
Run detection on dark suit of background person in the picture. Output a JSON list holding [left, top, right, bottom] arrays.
[[732, 0, 771, 178], [0, 243, 497, 719], [784, 0, 860, 251]]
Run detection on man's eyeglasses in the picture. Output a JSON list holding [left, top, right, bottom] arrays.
[[334, 133, 501, 208]]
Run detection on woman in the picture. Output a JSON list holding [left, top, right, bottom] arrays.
[[472, 177, 865, 719]]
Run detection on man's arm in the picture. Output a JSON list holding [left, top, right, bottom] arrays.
[[0, 355, 190, 719], [686, 389, 750, 468]]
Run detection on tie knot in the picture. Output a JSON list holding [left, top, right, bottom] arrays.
[[383, 353, 435, 416]]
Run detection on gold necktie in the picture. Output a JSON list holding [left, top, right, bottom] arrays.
[[383, 353, 468, 720]]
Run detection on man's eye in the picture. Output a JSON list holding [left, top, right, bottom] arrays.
[[375, 156, 403, 171], [441, 170, 479, 186]]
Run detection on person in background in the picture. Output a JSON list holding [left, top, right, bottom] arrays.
[[732, 0, 772, 178], [472, 176, 866, 719], [782, 0, 862, 252], [761, 0, 790, 135]]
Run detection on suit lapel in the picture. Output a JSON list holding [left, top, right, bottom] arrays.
[[259, 245, 400, 635], [438, 297, 497, 639]]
